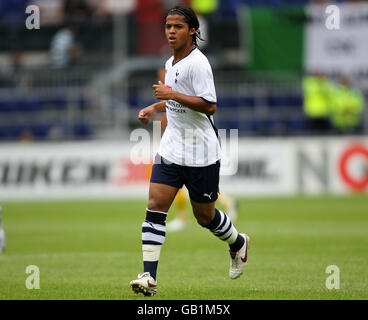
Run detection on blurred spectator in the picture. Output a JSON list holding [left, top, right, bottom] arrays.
[[50, 23, 83, 69], [302, 72, 334, 134], [329, 75, 364, 134]]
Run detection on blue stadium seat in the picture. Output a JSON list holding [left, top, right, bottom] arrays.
[[32, 122, 51, 139], [238, 120, 255, 133], [267, 94, 303, 109], [215, 120, 239, 131], [286, 95, 303, 108], [1, 0, 27, 24], [13, 121, 30, 139], [249, 119, 263, 134], [267, 118, 288, 135], [0, 123, 9, 139], [0, 95, 18, 112], [73, 121, 92, 138], [287, 118, 307, 134], [217, 96, 242, 108], [17, 94, 42, 112], [133, 93, 156, 111], [269, 0, 283, 7], [238, 96, 255, 108], [41, 93, 68, 110], [78, 94, 87, 111], [267, 95, 288, 108], [129, 94, 139, 109], [218, 0, 239, 19]]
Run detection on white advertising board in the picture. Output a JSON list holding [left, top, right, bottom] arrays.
[[0, 137, 367, 200], [305, 3, 368, 88]]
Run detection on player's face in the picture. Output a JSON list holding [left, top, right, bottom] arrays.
[[165, 14, 195, 50]]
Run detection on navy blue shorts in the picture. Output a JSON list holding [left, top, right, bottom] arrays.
[[150, 155, 220, 203]]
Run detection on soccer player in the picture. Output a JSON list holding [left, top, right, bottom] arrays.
[[156, 68, 239, 233], [0, 203, 6, 253], [130, 5, 250, 296]]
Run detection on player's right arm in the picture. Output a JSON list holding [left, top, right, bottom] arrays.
[[138, 100, 166, 125]]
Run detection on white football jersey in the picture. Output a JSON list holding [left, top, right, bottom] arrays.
[[158, 48, 221, 167]]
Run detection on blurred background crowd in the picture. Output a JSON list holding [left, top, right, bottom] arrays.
[[0, 0, 366, 142]]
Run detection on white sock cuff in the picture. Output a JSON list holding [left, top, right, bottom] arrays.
[[227, 228, 238, 245], [142, 244, 162, 261], [146, 208, 168, 215]]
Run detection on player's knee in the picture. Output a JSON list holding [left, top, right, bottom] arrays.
[[147, 198, 168, 213]]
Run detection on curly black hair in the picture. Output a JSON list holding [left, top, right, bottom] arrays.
[[165, 5, 204, 47]]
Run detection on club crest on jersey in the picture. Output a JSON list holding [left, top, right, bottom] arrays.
[[175, 70, 179, 83]]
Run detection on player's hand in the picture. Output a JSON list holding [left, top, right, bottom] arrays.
[[138, 105, 157, 125], [153, 81, 173, 100]]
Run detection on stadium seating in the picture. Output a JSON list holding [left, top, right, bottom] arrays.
[[0, 0, 362, 141], [0, 85, 93, 141]]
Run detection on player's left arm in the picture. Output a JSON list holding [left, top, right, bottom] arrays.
[[153, 81, 216, 115]]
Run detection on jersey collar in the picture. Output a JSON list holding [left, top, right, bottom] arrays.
[[172, 47, 197, 66]]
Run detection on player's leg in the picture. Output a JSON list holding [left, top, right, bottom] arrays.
[[144, 182, 179, 278], [186, 161, 250, 279], [190, 199, 245, 252], [130, 155, 183, 296], [130, 182, 178, 296], [190, 198, 249, 279]]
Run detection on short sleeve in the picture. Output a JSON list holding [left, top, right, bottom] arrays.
[[190, 59, 217, 104]]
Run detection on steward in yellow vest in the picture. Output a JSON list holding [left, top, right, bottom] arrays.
[[303, 73, 333, 118], [302, 73, 334, 133], [330, 75, 364, 133]]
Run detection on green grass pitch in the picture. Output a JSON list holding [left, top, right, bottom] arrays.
[[0, 195, 367, 300]]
